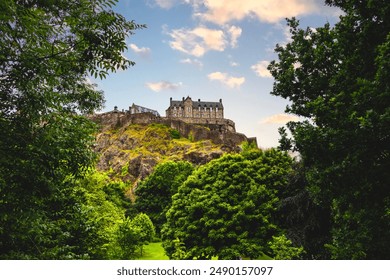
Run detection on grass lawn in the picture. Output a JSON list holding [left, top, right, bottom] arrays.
[[136, 242, 169, 260], [135, 242, 272, 260]]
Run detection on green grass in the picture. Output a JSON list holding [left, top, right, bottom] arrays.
[[136, 242, 169, 260], [135, 242, 273, 260]]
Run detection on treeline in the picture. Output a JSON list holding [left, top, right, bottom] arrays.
[[1, 0, 388, 260], [0, 0, 145, 259]]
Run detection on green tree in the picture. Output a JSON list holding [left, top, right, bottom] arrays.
[[130, 213, 155, 256], [0, 0, 143, 259], [134, 161, 194, 234], [268, 1, 390, 259], [109, 217, 141, 260], [268, 234, 304, 260], [161, 149, 293, 260], [274, 161, 332, 259], [108, 213, 155, 259]]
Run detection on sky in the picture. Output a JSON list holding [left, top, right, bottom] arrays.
[[94, 0, 341, 148]]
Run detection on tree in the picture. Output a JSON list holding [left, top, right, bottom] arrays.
[[0, 0, 143, 259], [268, 1, 390, 259], [161, 149, 293, 260], [268, 234, 304, 260], [130, 213, 155, 256], [134, 161, 194, 234], [110, 217, 141, 260], [108, 213, 155, 259], [274, 161, 332, 259]]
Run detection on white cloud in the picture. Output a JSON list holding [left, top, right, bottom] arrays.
[[251, 60, 272, 78], [180, 58, 203, 68], [129, 43, 151, 57], [208, 71, 245, 88], [260, 113, 300, 124], [166, 24, 241, 57], [168, 26, 227, 57], [155, 0, 341, 24], [194, 0, 320, 25], [145, 81, 182, 92], [227, 25, 242, 48], [152, 0, 178, 9]]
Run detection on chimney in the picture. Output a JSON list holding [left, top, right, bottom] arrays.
[[219, 98, 222, 103]]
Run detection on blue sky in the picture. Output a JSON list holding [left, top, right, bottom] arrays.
[[94, 0, 341, 148]]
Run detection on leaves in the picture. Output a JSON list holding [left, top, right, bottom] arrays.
[[134, 161, 194, 234], [161, 149, 293, 260], [0, 0, 143, 259], [269, 2, 390, 259]]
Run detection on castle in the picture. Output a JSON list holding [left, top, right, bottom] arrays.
[[166, 96, 235, 132], [90, 96, 254, 147], [166, 96, 224, 119]]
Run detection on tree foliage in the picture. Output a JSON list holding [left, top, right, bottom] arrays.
[[268, 234, 304, 260], [161, 149, 293, 260], [108, 213, 155, 259], [274, 161, 331, 259], [130, 213, 155, 255], [0, 0, 143, 259], [268, 1, 390, 259], [134, 161, 194, 234]]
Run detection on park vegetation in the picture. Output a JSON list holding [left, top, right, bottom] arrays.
[[0, 0, 388, 259]]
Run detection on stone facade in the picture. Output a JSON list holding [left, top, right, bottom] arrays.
[[129, 103, 160, 117], [165, 96, 235, 132], [89, 97, 253, 144], [166, 96, 224, 119]]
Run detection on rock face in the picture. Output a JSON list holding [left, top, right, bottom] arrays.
[[90, 112, 255, 188], [90, 111, 249, 147]]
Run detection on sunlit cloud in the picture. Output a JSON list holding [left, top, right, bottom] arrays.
[[167, 26, 226, 57], [251, 60, 272, 78], [129, 43, 151, 57], [145, 81, 183, 92], [193, 0, 320, 25], [152, 0, 178, 9], [208, 71, 245, 88], [166, 25, 241, 57], [154, 0, 341, 25], [260, 113, 300, 124], [227, 25, 242, 48], [180, 58, 203, 68]]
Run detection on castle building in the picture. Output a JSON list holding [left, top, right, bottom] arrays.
[[166, 96, 224, 119], [129, 103, 160, 117], [166, 96, 235, 132]]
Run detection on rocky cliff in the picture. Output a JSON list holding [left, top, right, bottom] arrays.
[[90, 112, 253, 196]]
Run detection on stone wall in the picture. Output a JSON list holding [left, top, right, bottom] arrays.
[[89, 111, 252, 148], [167, 116, 235, 132]]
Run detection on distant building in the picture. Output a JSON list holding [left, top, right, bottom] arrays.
[[166, 96, 235, 132], [129, 103, 160, 117], [166, 96, 223, 119]]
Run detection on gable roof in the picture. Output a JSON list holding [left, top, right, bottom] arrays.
[[169, 97, 223, 109]]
